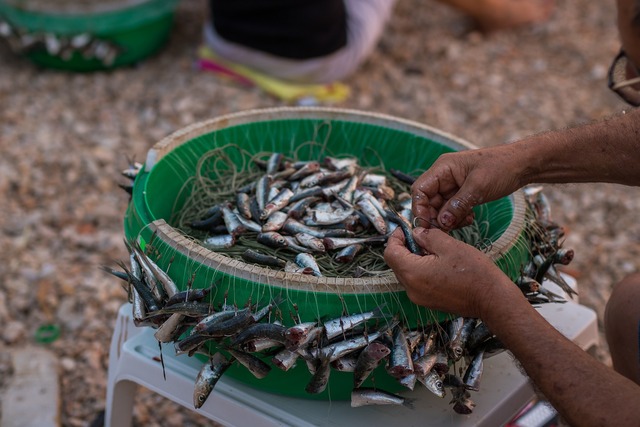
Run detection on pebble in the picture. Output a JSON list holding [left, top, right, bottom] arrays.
[[3, 321, 26, 344], [60, 357, 77, 372]]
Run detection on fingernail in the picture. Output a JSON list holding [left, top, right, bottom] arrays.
[[413, 227, 427, 236], [440, 211, 454, 228]]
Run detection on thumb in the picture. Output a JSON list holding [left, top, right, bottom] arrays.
[[437, 184, 481, 229], [412, 227, 458, 255]]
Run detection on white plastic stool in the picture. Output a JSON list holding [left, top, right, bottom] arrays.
[[106, 278, 598, 427]]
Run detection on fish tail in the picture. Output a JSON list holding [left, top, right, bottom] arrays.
[[371, 303, 391, 319], [270, 294, 285, 307], [402, 397, 417, 409]]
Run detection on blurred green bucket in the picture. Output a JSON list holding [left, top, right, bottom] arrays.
[[124, 107, 530, 399], [0, 0, 179, 71]]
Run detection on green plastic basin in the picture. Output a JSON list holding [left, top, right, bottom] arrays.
[[124, 107, 530, 400], [0, 0, 179, 71]]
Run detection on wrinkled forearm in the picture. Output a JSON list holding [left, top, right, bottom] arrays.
[[481, 282, 640, 426], [513, 109, 640, 187]]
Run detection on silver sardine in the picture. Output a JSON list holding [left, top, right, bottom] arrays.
[[261, 211, 289, 232], [236, 192, 252, 219], [203, 234, 236, 249], [448, 317, 476, 361], [399, 373, 417, 391], [154, 313, 186, 343], [288, 161, 320, 181], [315, 327, 391, 362], [357, 197, 388, 235], [285, 323, 323, 349], [266, 152, 283, 175], [294, 233, 326, 253], [324, 305, 388, 340], [256, 231, 288, 249], [285, 321, 318, 343], [462, 349, 485, 391], [283, 218, 326, 238], [334, 243, 365, 263], [311, 208, 355, 225], [256, 175, 271, 211], [353, 342, 391, 388], [194, 307, 249, 334], [284, 261, 313, 274], [289, 186, 324, 203], [387, 326, 414, 379], [261, 188, 294, 220], [324, 156, 358, 171], [229, 323, 287, 348], [418, 370, 445, 398], [271, 348, 300, 371], [221, 206, 246, 236], [241, 249, 287, 268], [305, 351, 332, 394], [286, 196, 321, 219], [283, 236, 313, 254], [350, 388, 415, 408], [413, 353, 438, 378], [242, 338, 284, 353], [193, 352, 232, 408], [331, 354, 359, 372], [133, 242, 180, 297], [295, 253, 322, 277], [322, 235, 386, 250], [300, 171, 327, 188], [234, 212, 262, 233], [361, 173, 387, 187], [227, 349, 271, 379]]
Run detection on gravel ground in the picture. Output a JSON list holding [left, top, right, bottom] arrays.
[[1, 0, 639, 426]]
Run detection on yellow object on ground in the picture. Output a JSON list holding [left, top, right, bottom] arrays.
[[197, 46, 350, 104]]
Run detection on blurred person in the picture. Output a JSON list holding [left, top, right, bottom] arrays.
[[384, 0, 640, 425], [439, 0, 555, 32], [203, 0, 396, 85], [198, 0, 554, 102]]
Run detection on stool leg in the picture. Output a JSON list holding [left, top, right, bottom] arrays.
[[105, 304, 138, 427], [105, 379, 137, 427]]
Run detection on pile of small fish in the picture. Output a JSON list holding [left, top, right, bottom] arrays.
[[118, 159, 142, 197], [185, 153, 427, 277], [102, 238, 506, 413], [0, 18, 121, 66], [516, 185, 577, 304]]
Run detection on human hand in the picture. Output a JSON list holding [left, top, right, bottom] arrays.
[[384, 227, 512, 318], [411, 146, 523, 231]]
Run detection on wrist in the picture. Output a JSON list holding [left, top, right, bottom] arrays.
[[476, 274, 527, 325], [512, 137, 545, 187]]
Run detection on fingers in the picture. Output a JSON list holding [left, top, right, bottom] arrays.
[[411, 227, 457, 255], [386, 227, 406, 247], [383, 228, 409, 267], [436, 183, 481, 230], [411, 172, 452, 229]]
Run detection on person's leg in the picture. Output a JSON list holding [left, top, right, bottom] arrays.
[[203, 0, 396, 84], [605, 272, 640, 385], [435, 0, 555, 32]]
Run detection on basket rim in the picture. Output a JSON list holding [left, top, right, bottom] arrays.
[[0, 0, 179, 34], [141, 107, 527, 293]]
